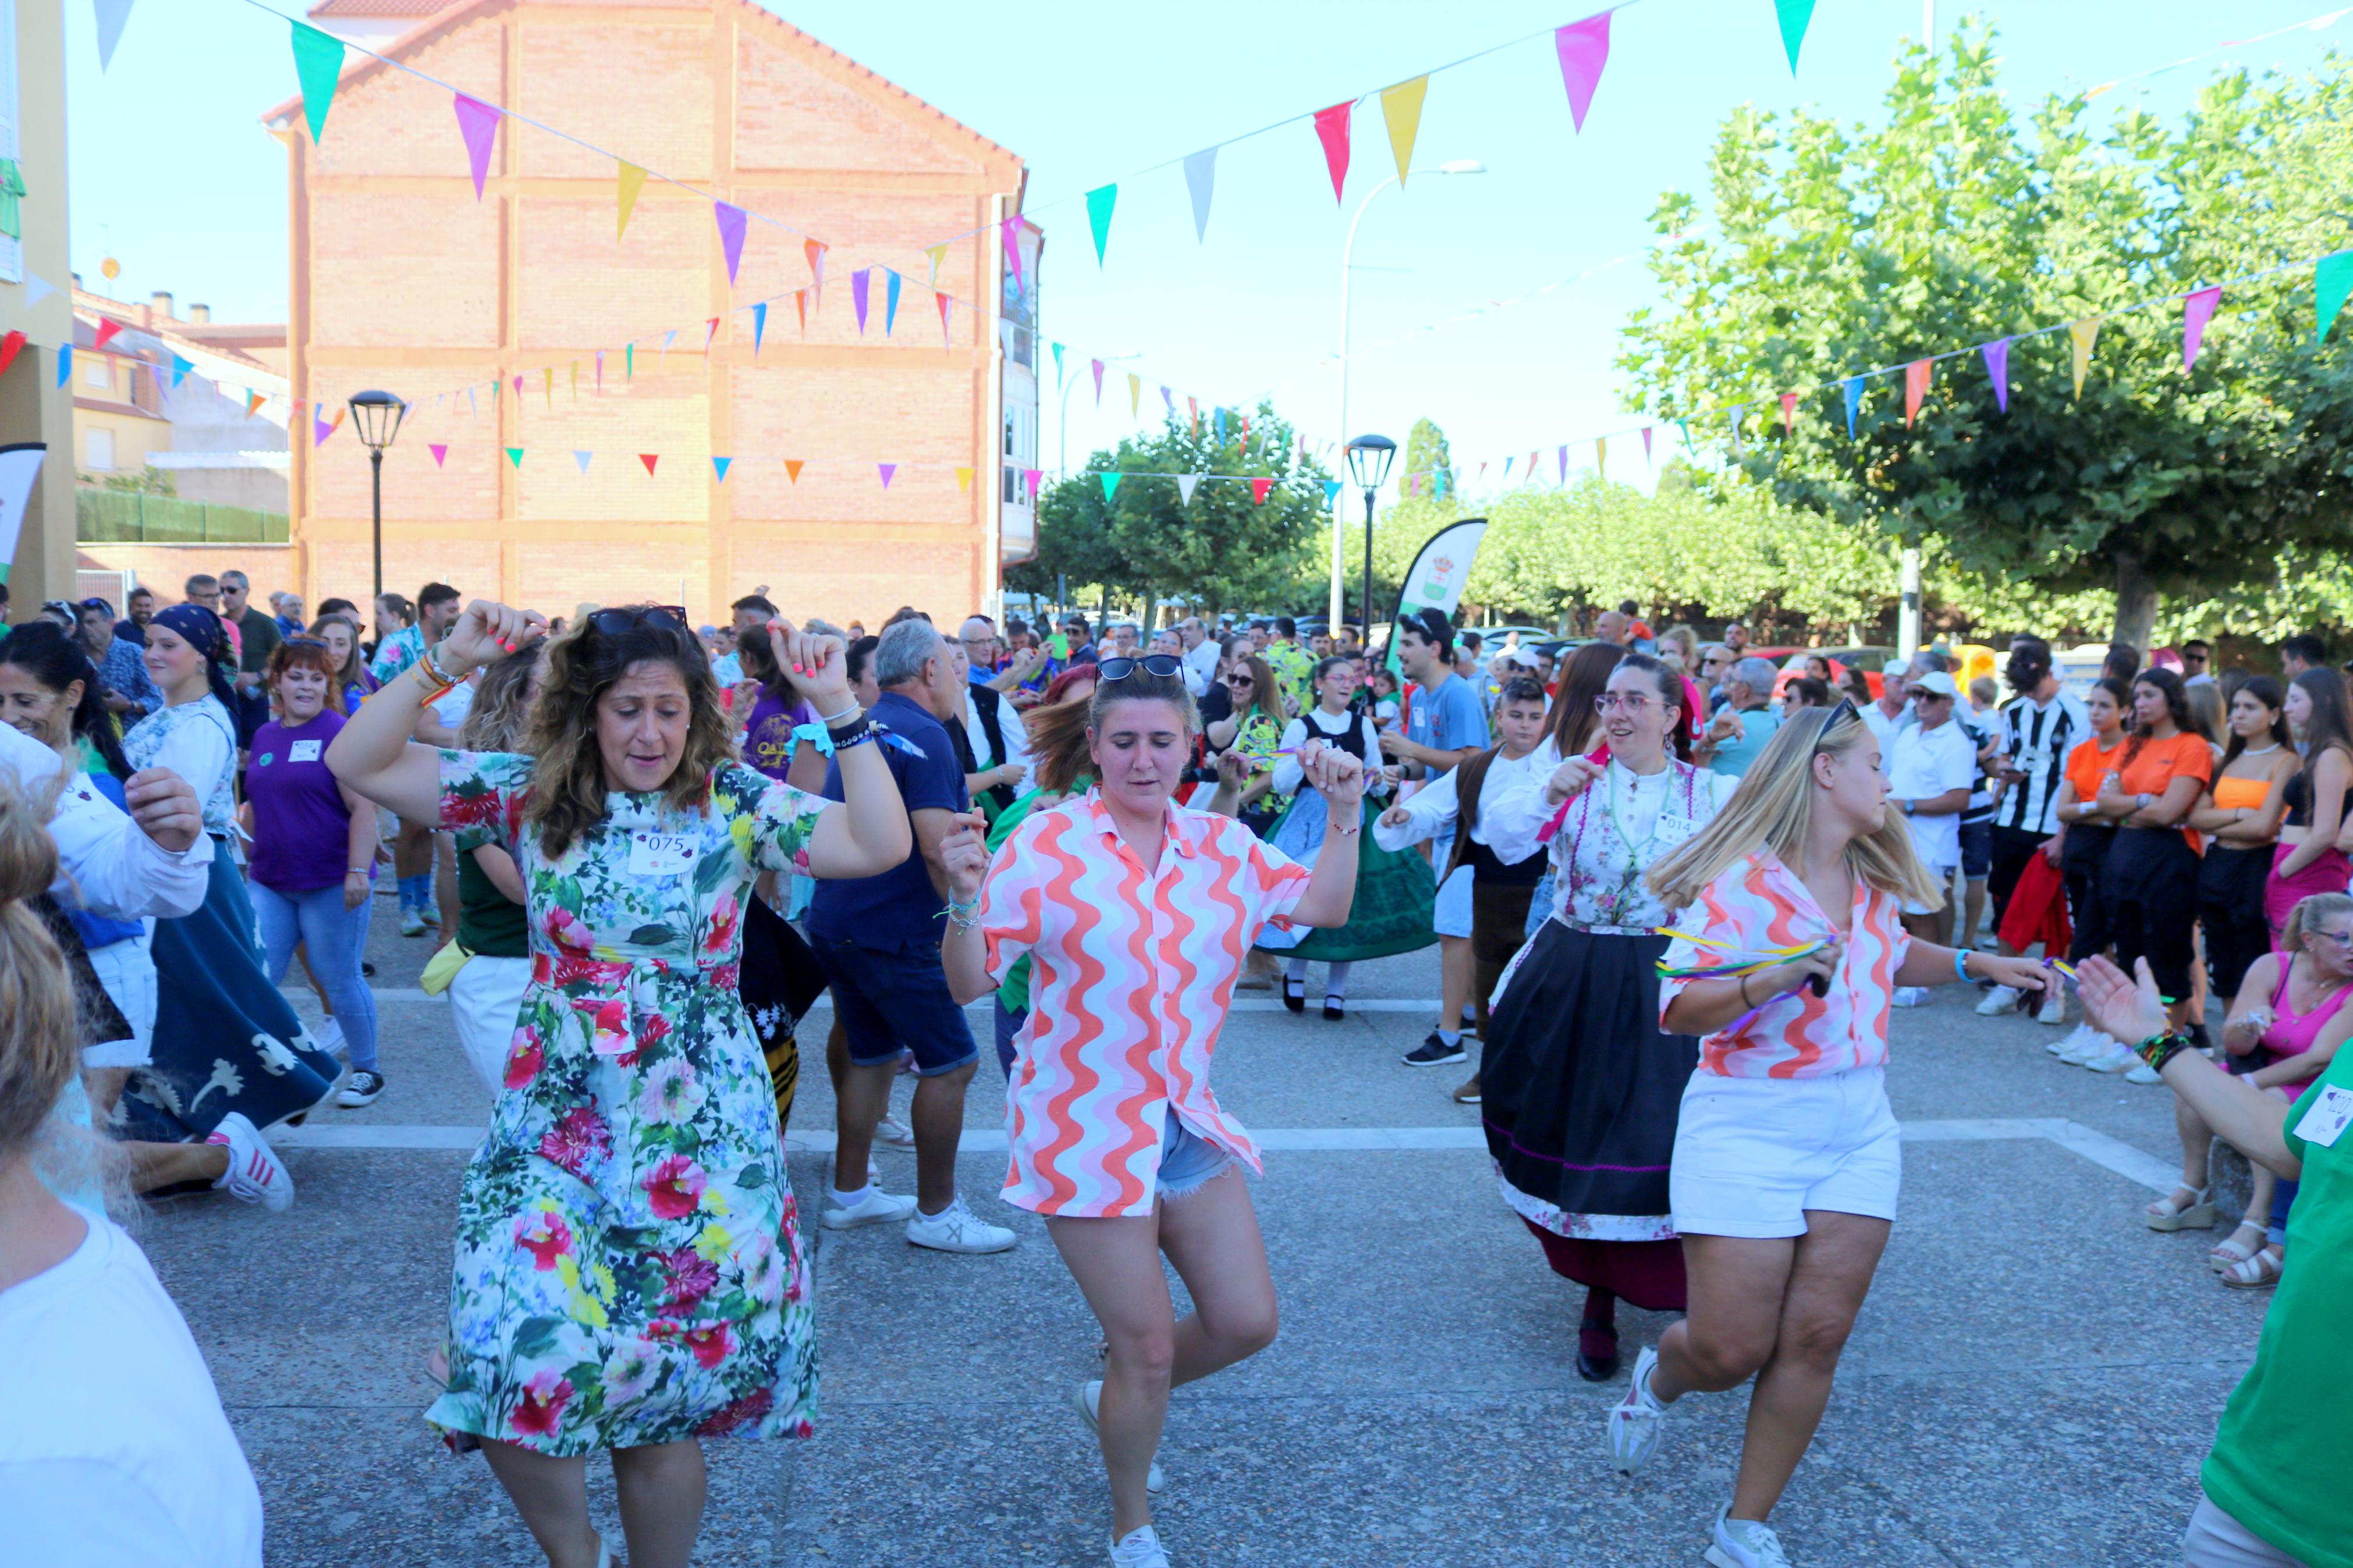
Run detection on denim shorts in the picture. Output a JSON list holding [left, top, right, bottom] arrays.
[[815, 937, 978, 1076], [1158, 1114, 1237, 1200], [1959, 819, 1993, 880]]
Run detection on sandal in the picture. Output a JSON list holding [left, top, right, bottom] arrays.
[[2220, 1245, 2284, 1289], [2209, 1219, 2269, 1272], [2145, 1184, 2215, 1232]]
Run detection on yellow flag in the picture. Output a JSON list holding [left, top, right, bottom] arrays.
[[542, 367, 553, 406], [616, 162, 647, 241], [924, 244, 948, 287], [1128, 373, 1141, 418], [1382, 76, 1429, 184], [2070, 317, 2102, 397], [1596, 436, 1607, 481], [570, 361, 579, 401], [954, 467, 974, 493]]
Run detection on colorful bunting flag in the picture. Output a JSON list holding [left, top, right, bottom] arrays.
[[1022, 466, 1042, 499], [851, 269, 871, 333], [1101, 472, 1122, 502], [1503, 456, 1516, 480], [1050, 342, 1065, 389], [1596, 438, 1607, 479], [783, 460, 803, 483], [505, 447, 523, 467], [1380, 77, 1428, 183], [0, 332, 20, 381], [661, 329, 676, 364], [1322, 479, 1343, 506], [1184, 148, 1216, 243], [954, 467, 974, 493], [1982, 337, 2012, 411], [95, 0, 135, 70], [711, 456, 733, 482], [935, 292, 950, 344], [885, 269, 902, 336], [805, 240, 826, 310], [454, 94, 499, 200], [1842, 375, 1863, 436], [1179, 474, 1202, 505], [2183, 286, 2222, 369], [616, 162, 647, 239], [714, 202, 748, 286], [1904, 359, 1931, 427], [878, 463, 896, 490], [1555, 12, 1612, 132], [573, 450, 592, 474], [2316, 252, 2353, 342], [92, 318, 122, 353], [2069, 317, 2102, 397], [313, 413, 332, 447], [703, 318, 718, 354], [638, 453, 658, 475], [924, 243, 947, 287], [1774, 0, 1816, 74], [1312, 101, 1353, 204], [542, 367, 553, 406], [753, 301, 767, 355], [244, 390, 265, 418], [595, 349, 604, 391], [1188, 396, 1198, 432], [1780, 390, 1798, 434], [1128, 373, 1141, 418], [289, 23, 345, 145], [1002, 216, 1024, 288], [1557, 445, 1569, 482], [1086, 184, 1117, 265], [626, 343, 634, 379], [54, 344, 69, 388], [1091, 358, 1105, 406], [1251, 477, 1275, 504], [429, 443, 448, 467], [1641, 426, 1653, 465]]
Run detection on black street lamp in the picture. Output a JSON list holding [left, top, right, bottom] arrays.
[[347, 390, 407, 602], [1343, 433, 1396, 643]]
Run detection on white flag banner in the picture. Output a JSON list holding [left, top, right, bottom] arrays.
[[0, 445, 48, 581]]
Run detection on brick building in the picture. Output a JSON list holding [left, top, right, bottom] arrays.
[[265, 0, 1038, 627]]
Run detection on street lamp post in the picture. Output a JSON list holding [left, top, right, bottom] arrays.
[[1333, 158, 1485, 634], [347, 390, 407, 603], [1345, 435, 1397, 641]]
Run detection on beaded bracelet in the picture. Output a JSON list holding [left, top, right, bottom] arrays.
[[2132, 1029, 2195, 1073], [943, 894, 982, 933]]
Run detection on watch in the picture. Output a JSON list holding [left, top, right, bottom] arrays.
[[1901, 798, 1915, 816]]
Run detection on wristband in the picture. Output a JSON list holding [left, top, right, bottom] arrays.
[[815, 700, 862, 727], [410, 659, 457, 705], [2133, 1030, 2195, 1073], [1953, 948, 1972, 985]]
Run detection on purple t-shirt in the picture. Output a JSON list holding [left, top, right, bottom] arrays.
[[741, 689, 813, 781], [247, 711, 357, 892]]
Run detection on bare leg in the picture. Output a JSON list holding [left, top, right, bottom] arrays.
[[1155, 1169, 1280, 1387], [611, 1439, 708, 1568], [84, 1067, 130, 1119], [1439, 935, 1475, 1034], [1650, 1235, 1793, 1404], [1048, 1210, 1176, 1540], [478, 1440, 601, 1568], [1962, 876, 1988, 951], [435, 832, 460, 937], [393, 819, 432, 881], [1729, 1212, 1890, 1522], [2242, 1162, 2277, 1233], [909, 1058, 975, 1215], [126, 1142, 229, 1193], [831, 1056, 894, 1194], [2176, 1097, 2214, 1189]]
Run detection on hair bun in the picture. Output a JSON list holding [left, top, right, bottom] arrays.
[[0, 776, 63, 907]]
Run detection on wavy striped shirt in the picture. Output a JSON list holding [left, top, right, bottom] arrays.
[[981, 789, 1311, 1217], [1658, 851, 1911, 1080]]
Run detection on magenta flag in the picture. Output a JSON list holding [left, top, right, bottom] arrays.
[[1091, 358, 1105, 406], [2182, 287, 2223, 371], [714, 202, 748, 286], [1555, 12, 1612, 132], [1003, 217, 1024, 288], [1641, 426, 1653, 465], [1312, 102, 1353, 203], [1981, 337, 2013, 413], [428, 443, 448, 467], [453, 94, 499, 200]]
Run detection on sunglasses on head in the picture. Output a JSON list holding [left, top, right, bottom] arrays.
[[588, 606, 687, 637], [1098, 654, 1183, 682], [1811, 699, 1863, 755]]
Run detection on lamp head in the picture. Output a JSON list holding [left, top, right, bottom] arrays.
[[347, 389, 406, 452], [1344, 433, 1397, 490]]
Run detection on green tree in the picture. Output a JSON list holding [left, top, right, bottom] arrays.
[[1617, 23, 2353, 646], [1009, 401, 1334, 620], [1400, 417, 1453, 500]]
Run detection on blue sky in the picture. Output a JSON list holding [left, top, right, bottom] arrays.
[[63, 1, 2353, 495]]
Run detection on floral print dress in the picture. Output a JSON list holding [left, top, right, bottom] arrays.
[[429, 751, 829, 1456]]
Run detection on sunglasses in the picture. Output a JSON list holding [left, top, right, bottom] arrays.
[[1811, 699, 1863, 755], [1098, 655, 1184, 681], [589, 606, 687, 637], [281, 636, 330, 650], [1225, 673, 1254, 686]]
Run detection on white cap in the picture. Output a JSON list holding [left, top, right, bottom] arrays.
[[1912, 670, 1959, 699], [1881, 658, 1910, 678]]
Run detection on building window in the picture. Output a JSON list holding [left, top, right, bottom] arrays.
[[83, 355, 110, 392], [85, 427, 115, 471]]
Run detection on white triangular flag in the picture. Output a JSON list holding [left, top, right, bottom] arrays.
[[1178, 473, 1202, 505], [23, 274, 55, 307]]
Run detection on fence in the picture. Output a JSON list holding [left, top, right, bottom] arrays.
[[76, 489, 290, 545]]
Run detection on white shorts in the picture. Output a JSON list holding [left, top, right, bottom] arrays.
[[448, 953, 532, 1096], [1669, 1066, 1901, 1238], [81, 930, 158, 1070], [1433, 831, 1473, 939]]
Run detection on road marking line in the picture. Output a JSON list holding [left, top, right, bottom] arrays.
[[304, 991, 1450, 1013]]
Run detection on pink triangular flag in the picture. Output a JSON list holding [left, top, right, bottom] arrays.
[[1312, 102, 1353, 204], [1555, 12, 1612, 132], [93, 318, 122, 353], [714, 202, 748, 286], [1251, 477, 1274, 505], [878, 463, 896, 490], [428, 442, 448, 467], [1780, 391, 1798, 433], [1641, 426, 1653, 465], [1091, 358, 1105, 406], [638, 453, 658, 475], [453, 93, 499, 200], [1021, 466, 1042, 499], [2182, 286, 2222, 371], [1002, 217, 1024, 287], [1904, 358, 1932, 428], [935, 292, 952, 344]]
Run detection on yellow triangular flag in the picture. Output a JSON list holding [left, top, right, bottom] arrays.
[[954, 467, 974, 493], [925, 243, 948, 287], [570, 361, 579, 401], [2069, 317, 2102, 398], [1128, 373, 1141, 418], [1595, 437, 1607, 481], [542, 367, 553, 406], [616, 162, 647, 240], [1382, 76, 1429, 184]]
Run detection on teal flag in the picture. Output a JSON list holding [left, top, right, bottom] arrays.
[[2317, 251, 2353, 343], [1051, 342, 1064, 389], [290, 23, 346, 144], [712, 457, 733, 482], [1086, 184, 1117, 266], [1774, 0, 1815, 74], [1101, 472, 1122, 502], [1842, 376, 1863, 438], [1322, 479, 1341, 507]]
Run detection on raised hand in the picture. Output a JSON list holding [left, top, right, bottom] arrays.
[[1304, 744, 1366, 809], [123, 768, 204, 854], [2077, 955, 2171, 1045], [767, 620, 853, 713], [440, 600, 545, 675], [1544, 755, 1605, 806], [940, 809, 990, 904]]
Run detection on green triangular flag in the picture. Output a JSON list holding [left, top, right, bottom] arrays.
[[290, 23, 346, 144], [625, 343, 634, 380], [1773, 0, 1815, 74], [1085, 184, 1117, 266], [1101, 472, 1122, 502], [2318, 251, 2353, 343], [503, 447, 523, 468]]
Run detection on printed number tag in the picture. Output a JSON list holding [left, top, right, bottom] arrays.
[[627, 831, 697, 877], [289, 739, 322, 763], [1655, 813, 1700, 847], [2292, 1083, 2353, 1150]]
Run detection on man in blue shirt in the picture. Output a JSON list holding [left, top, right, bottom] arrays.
[[76, 599, 162, 720], [1381, 609, 1493, 1068], [1698, 656, 1784, 778], [808, 617, 1014, 1255]]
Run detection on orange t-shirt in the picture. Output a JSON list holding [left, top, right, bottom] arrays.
[[2065, 735, 2126, 807], [2116, 731, 2214, 851]]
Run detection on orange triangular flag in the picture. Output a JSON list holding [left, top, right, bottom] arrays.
[[638, 454, 658, 475], [244, 391, 265, 418], [784, 459, 804, 483], [954, 467, 974, 493], [1904, 358, 1932, 427]]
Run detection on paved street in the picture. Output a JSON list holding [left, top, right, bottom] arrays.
[[140, 900, 2264, 1566]]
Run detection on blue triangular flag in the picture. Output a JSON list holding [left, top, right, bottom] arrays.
[[1213, 407, 1226, 443], [171, 354, 193, 388], [1183, 148, 1216, 243], [1322, 479, 1342, 506], [56, 344, 72, 387], [753, 301, 766, 355], [711, 456, 733, 482], [1842, 376, 1863, 438], [573, 450, 592, 474], [885, 269, 902, 336]]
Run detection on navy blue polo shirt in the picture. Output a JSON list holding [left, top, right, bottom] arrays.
[[808, 689, 968, 954]]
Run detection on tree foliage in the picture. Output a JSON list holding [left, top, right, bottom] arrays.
[[1616, 23, 2353, 645], [1008, 403, 1335, 617]]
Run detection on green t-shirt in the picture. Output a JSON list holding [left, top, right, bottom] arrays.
[[984, 777, 1092, 1016], [2200, 1050, 2353, 1567], [454, 829, 529, 958]]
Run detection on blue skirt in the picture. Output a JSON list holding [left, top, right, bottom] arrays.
[[119, 842, 342, 1142]]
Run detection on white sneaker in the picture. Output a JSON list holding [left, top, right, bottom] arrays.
[[872, 1115, 916, 1150], [2059, 1027, 2114, 1065], [2049, 1022, 2093, 1057], [1975, 983, 2021, 1017], [1890, 986, 1928, 1008], [906, 1196, 1017, 1253], [1109, 1525, 1170, 1567], [2125, 1059, 2163, 1085], [1074, 1379, 1165, 1492], [1606, 1344, 1668, 1473], [205, 1113, 294, 1212], [2035, 984, 2068, 1026], [312, 1016, 347, 1053], [2085, 1039, 2138, 1073], [821, 1187, 917, 1229], [1706, 1505, 1792, 1568]]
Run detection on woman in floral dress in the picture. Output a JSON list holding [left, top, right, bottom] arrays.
[[1476, 653, 1737, 1382], [328, 600, 911, 1568]]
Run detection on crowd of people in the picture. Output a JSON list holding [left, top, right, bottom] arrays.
[[0, 571, 2344, 1568]]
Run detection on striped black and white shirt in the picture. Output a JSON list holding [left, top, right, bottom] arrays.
[[1995, 691, 2091, 837]]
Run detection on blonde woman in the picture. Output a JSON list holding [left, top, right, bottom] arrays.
[[1609, 702, 2049, 1568]]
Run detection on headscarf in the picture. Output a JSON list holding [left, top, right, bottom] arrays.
[[150, 603, 240, 710]]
